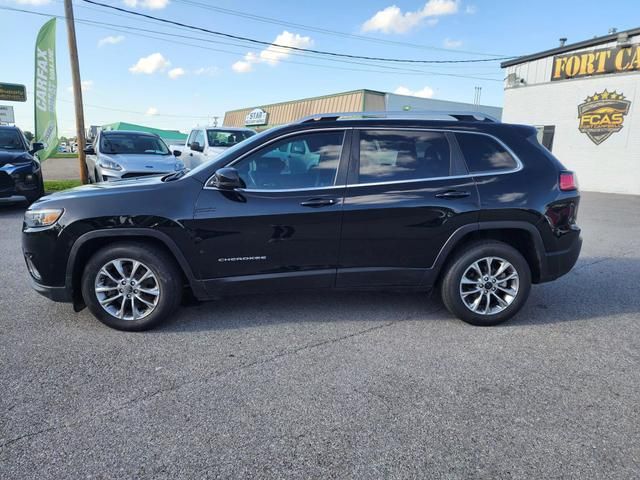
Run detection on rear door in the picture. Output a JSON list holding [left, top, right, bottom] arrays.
[[337, 128, 480, 287], [192, 129, 351, 295]]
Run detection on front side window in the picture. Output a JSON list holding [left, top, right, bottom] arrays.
[[194, 130, 206, 148], [207, 129, 255, 147], [355, 130, 451, 184], [0, 130, 26, 151], [100, 133, 169, 155], [233, 131, 344, 190], [456, 133, 517, 173]]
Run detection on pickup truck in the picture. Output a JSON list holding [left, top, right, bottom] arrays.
[[172, 126, 256, 169]]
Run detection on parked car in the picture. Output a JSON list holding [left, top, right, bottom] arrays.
[[23, 112, 582, 331], [172, 127, 255, 168], [84, 130, 184, 182], [0, 125, 45, 204]]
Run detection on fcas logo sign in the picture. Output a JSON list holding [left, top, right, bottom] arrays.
[[578, 90, 631, 145]]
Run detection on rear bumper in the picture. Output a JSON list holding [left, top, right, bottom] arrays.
[[539, 235, 582, 283], [30, 277, 73, 303]]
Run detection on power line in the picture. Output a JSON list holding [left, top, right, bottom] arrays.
[[172, 0, 511, 58], [81, 0, 516, 64], [1, 5, 502, 81]]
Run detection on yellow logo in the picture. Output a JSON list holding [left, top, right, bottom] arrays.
[[578, 90, 631, 145]]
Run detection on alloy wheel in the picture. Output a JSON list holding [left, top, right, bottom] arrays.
[[94, 258, 161, 321], [459, 256, 519, 315]]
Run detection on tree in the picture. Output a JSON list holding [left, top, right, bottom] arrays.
[[24, 131, 34, 142]]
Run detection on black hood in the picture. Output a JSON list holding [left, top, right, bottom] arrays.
[[0, 150, 33, 166]]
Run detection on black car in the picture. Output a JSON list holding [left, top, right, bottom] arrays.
[[22, 112, 582, 331], [0, 126, 45, 204]]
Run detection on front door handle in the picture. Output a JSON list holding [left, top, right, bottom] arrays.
[[435, 190, 470, 199], [300, 198, 337, 208]]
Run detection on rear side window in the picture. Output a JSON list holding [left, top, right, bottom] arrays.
[[456, 133, 517, 173], [356, 130, 451, 184]]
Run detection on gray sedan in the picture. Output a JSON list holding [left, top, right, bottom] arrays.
[[84, 130, 184, 182]]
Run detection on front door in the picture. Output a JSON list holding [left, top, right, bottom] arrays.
[[192, 129, 350, 296], [337, 128, 480, 287]]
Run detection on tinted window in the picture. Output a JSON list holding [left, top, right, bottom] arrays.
[[234, 131, 344, 190], [456, 133, 517, 173], [100, 133, 169, 155], [356, 130, 451, 184]]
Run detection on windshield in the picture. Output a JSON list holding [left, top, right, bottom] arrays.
[[0, 130, 26, 151], [206, 129, 255, 148], [100, 133, 170, 155]]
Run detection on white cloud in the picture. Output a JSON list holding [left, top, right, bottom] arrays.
[[232, 31, 313, 73], [362, 0, 459, 34], [145, 107, 158, 116], [123, 0, 169, 9], [443, 38, 463, 48], [129, 53, 170, 74], [67, 80, 93, 93], [98, 35, 125, 47], [193, 66, 220, 76], [465, 5, 477, 14], [259, 31, 313, 65], [168, 67, 185, 79], [394, 86, 435, 98]]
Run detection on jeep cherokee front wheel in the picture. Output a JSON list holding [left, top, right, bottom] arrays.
[[81, 242, 182, 331], [440, 241, 531, 326]]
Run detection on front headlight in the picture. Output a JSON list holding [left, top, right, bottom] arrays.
[[24, 208, 64, 228], [98, 158, 123, 171]]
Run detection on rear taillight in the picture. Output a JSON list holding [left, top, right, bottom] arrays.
[[559, 171, 578, 191]]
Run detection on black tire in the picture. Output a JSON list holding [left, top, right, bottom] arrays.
[[440, 241, 531, 326], [81, 242, 183, 331]]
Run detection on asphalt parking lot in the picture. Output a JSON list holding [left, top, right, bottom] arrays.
[[1, 192, 639, 479]]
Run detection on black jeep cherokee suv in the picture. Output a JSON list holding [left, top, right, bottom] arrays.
[[22, 112, 582, 331]]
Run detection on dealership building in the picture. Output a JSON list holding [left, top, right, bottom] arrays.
[[502, 27, 640, 195], [223, 88, 502, 130]]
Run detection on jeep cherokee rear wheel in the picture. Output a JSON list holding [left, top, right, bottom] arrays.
[[440, 241, 531, 326], [81, 242, 182, 331]]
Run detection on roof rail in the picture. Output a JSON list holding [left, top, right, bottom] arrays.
[[298, 110, 500, 124]]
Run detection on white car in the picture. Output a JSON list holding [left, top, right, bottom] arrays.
[[173, 127, 255, 169], [84, 130, 184, 182]]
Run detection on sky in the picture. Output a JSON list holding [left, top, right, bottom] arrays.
[[2, 0, 639, 136]]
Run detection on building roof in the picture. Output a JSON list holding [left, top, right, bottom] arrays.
[[501, 27, 640, 68], [224, 89, 385, 114]]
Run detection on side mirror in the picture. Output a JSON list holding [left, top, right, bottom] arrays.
[[173, 149, 182, 157], [30, 142, 44, 154], [84, 145, 96, 155], [191, 141, 203, 153], [211, 167, 244, 190]]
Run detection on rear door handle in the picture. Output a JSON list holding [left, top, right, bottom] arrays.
[[435, 190, 471, 199], [300, 198, 338, 208]]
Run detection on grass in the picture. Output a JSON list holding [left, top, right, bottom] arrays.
[[50, 153, 78, 159], [44, 179, 83, 192]]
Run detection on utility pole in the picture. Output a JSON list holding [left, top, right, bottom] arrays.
[[64, 0, 88, 184]]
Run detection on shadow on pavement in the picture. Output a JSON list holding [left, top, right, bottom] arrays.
[[154, 255, 640, 333]]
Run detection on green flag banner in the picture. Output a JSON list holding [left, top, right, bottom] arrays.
[[34, 18, 58, 160]]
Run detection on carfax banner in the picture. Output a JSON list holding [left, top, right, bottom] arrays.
[[34, 18, 58, 160]]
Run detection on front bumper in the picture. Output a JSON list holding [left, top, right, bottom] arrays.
[[29, 277, 73, 303], [0, 162, 41, 198]]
